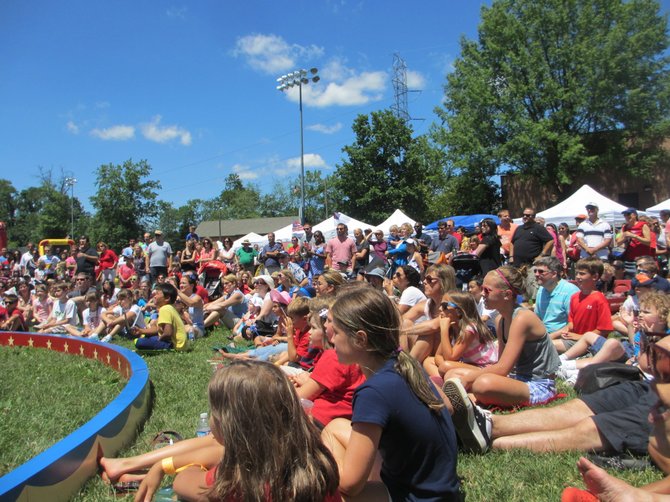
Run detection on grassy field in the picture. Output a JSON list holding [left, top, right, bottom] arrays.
[[2, 328, 665, 501]]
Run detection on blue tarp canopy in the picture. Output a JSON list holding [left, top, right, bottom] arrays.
[[425, 214, 500, 232]]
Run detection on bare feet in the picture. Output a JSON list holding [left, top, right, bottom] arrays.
[[100, 457, 146, 484], [577, 457, 653, 502]]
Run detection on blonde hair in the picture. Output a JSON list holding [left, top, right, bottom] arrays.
[[640, 292, 670, 329], [208, 361, 339, 501], [331, 287, 443, 412]]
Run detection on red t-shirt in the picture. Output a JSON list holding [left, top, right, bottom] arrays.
[[568, 291, 613, 334], [195, 284, 209, 304], [99, 249, 118, 270], [310, 349, 366, 426], [204, 466, 341, 501]]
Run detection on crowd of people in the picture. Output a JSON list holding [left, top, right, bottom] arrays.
[[3, 203, 670, 501]]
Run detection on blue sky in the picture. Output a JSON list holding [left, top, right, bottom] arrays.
[[2, 1, 669, 212]]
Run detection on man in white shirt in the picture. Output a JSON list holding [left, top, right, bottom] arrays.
[[575, 202, 612, 260]]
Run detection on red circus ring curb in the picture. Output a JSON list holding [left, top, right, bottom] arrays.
[[0, 332, 150, 501]]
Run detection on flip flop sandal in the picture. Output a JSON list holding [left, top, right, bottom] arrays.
[[150, 430, 183, 450], [112, 480, 141, 495]]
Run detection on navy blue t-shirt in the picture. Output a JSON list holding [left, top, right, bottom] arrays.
[[352, 358, 460, 501]]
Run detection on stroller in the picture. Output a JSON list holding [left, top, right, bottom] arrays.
[[451, 253, 481, 289], [198, 261, 227, 301]]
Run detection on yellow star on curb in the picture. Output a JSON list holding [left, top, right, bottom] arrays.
[[46, 339, 52, 350], [117, 359, 121, 370], [79, 345, 85, 355], [28, 338, 34, 347], [63, 342, 69, 353], [7, 336, 14, 346], [93, 349, 98, 360], [106, 353, 111, 364]]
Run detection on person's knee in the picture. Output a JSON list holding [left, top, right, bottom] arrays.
[[471, 373, 499, 397]]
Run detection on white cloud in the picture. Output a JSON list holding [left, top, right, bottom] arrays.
[[66, 121, 80, 134], [307, 122, 342, 134], [284, 70, 386, 107], [406, 70, 426, 90], [90, 125, 135, 141], [320, 58, 355, 81], [232, 163, 258, 180], [166, 6, 187, 18], [280, 153, 327, 175], [140, 115, 192, 146], [232, 33, 324, 74]]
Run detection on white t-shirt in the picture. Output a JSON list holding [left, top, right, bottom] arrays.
[[476, 297, 499, 323], [83, 306, 106, 330], [399, 286, 427, 307], [112, 304, 146, 329], [576, 219, 612, 259], [53, 299, 78, 327]]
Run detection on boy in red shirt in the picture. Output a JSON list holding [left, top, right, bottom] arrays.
[[0, 293, 26, 331], [276, 297, 318, 371], [552, 258, 614, 362]]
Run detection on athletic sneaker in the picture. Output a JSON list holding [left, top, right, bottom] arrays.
[[100, 334, 113, 343], [443, 378, 491, 453], [87, 334, 99, 341], [587, 452, 654, 471], [557, 363, 578, 381]]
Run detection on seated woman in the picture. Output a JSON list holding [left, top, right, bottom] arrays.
[[313, 269, 345, 298], [171, 274, 205, 339], [423, 291, 497, 378], [276, 268, 300, 297], [384, 264, 426, 315], [401, 264, 457, 363], [101, 361, 341, 502], [444, 266, 561, 408], [203, 274, 248, 329]]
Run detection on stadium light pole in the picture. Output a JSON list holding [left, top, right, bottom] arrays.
[[276, 68, 319, 225], [64, 177, 77, 238]]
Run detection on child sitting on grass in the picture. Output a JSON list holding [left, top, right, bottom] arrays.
[[135, 283, 187, 351], [90, 289, 146, 343], [101, 361, 341, 502], [423, 290, 498, 378], [231, 295, 262, 342], [0, 293, 27, 331], [38, 282, 78, 334], [28, 283, 52, 328], [273, 296, 318, 371], [291, 297, 366, 427], [62, 291, 105, 338]]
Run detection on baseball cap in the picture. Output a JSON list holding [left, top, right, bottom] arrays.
[[365, 267, 386, 280], [270, 289, 292, 306], [622, 208, 638, 215], [575, 214, 587, 220], [585, 202, 599, 209]]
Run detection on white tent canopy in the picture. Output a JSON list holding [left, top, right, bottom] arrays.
[[231, 232, 265, 250], [646, 198, 670, 216], [373, 209, 416, 234], [513, 184, 632, 228], [313, 213, 374, 241]]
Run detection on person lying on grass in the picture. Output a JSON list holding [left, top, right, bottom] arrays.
[[561, 332, 670, 501], [444, 307, 670, 456], [134, 283, 187, 351], [100, 361, 341, 502]]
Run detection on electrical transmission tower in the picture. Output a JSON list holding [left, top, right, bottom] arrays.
[[392, 53, 410, 123]]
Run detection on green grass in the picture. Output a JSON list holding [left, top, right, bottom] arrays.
[[0, 345, 125, 475], [3, 330, 666, 501]]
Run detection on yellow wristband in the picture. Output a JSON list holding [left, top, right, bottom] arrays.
[[161, 456, 176, 475]]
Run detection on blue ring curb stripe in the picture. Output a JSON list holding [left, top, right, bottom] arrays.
[[0, 332, 150, 502]]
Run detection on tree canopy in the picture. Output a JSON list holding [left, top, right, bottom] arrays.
[[436, 0, 670, 195], [333, 110, 446, 223]]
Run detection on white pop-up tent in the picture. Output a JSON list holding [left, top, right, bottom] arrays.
[[232, 232, 265, 250], [374, 209, 416, 234], [646, 198, 670, 217], [313, 213, 373, 240], [513, 184, 633, 228]]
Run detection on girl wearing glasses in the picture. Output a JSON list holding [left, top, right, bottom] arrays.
[[444, 266, 560, 409]]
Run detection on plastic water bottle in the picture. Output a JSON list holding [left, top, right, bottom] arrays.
[[196, 412, 210, 437]]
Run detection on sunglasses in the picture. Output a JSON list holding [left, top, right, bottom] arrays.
[[439, 301, 460, 311], [522, 213, 534, 218], [394, 272, 404, 278], [533, 269, 550, 276], [424, 276, 438, 285], [641, 333, 670, 383]]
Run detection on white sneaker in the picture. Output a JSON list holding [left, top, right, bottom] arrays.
[[100, 334, 112, 343], [565, 369, 579, 387], [557, 361, 577, 380], [87, 334, 99, 341]]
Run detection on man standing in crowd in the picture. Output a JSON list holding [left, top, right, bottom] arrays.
[[497, 209, 518, 261], [429, 221, 459, 263], [140, 232, 152, 252], [659, 209, 670, 258], [575, 202, 612, 260], [75, 236, 99, 276], [446, 219, 462, 246], [413, 222, 432, 252], [185, 225, 199, 241], [235, 239, 258, 273], [509, 208, 553, 266], [20, 242, 37, 277], [145, 230, 172, 283], [260, 232, 283, 275], [326, 223, 356, 273], [302, 222, 315, 247]]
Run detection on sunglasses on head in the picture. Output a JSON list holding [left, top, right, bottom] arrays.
[[439, 301, 460, 311], [424, 276, 438, 285]]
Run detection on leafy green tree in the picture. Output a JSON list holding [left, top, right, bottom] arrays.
[[90, 159, 161, 250], [436, 0, 670, 196], [0, 180, 18, 227], [213, 174, 262, 220], [333, 110, 445, 223]]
